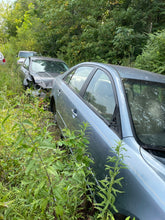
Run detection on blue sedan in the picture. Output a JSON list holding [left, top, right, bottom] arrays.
[[50, 62, 165, 220]]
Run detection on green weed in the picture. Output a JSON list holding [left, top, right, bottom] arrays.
[[0, 91, 94, 219], [94, 142, 126, 220]]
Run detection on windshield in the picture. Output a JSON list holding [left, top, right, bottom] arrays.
[[19, 51, 37, 57], [31, 60, 68, 75], [124, 79, 165, 149]]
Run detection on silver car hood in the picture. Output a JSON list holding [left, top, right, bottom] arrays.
[[140, 147, 165, 181], [32, 72, 58, 89], [36, 72, 58, 78]]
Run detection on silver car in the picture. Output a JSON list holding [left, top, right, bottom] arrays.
[[50, 62, 165, 220], [0, 52, 6, 65], [19, 56, 69, 91]]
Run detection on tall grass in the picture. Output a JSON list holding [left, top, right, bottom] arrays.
[[0, 63, 127, 219], [0, 64, 95, 219], [0, 64, 22, 94], [0, 90, 95, 219]]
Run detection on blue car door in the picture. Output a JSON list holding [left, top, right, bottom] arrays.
[[58, 66, 121, 180], [55, 65, 95, 131]]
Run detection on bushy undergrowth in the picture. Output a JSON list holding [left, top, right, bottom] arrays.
[[0, 64, 22, 96], [0, 90, 95, 219], [135, 30, 165, 74], [0, 64, 127, 220]]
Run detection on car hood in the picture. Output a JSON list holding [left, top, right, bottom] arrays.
[[32, 72, 59, 89], [140, 147, 165, 181], [36, 71, 59, 78]]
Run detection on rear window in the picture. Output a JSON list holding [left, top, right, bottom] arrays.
[[18, 51, 37, 58]]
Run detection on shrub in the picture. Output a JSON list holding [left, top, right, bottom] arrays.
[[135, 30, 165, 74], [0, 91, 94, 219]]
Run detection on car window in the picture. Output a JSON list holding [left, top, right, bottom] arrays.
[[23, 58, 30, 70], [65, 66, 94, 93], [84, 69, 116, 122], [31, 60, 68, 74]]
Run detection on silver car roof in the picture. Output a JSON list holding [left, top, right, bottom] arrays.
[[78, 62, 165, 84], [108, 64, 165, 83]]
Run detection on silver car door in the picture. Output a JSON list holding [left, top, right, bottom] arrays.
[[56, 65, 95, 130]]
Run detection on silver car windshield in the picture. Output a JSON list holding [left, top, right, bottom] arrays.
[[19, 52, 36, 57], [31, 60, 68, 74], [124, 79, 165, 148]]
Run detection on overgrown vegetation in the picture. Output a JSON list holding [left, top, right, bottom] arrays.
[[0, 77, 93, 219], [0, 64, 128, 219], [0, 114, 92, 219], [0, 0, 165, 71], [1, 0, 164, 218], [95, 142, 125, 220], [135, 29, 165, 74]]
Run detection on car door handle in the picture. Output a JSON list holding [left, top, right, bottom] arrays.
[[57, 89, 61, 96], [71, 109, 77, 118]]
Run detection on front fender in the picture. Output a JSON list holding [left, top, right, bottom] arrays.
[[23, 75, 32, 86]]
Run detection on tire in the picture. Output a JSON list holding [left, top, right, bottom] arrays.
[[50, 98, 56, 113], [50, 98, 57, 123]]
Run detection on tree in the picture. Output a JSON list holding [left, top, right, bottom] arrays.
[[16, 2, 43, 52], [1, 0, 165, 66], [135, 29, 165, 74]]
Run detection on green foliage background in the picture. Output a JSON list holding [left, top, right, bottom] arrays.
[[0, 0, 165, 71], [135, 30, 165, 74]]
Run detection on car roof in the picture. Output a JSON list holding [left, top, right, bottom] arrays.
[[77, 62, 165, 84], [108, 64, 165, 82], [31, 56, 67, 63]]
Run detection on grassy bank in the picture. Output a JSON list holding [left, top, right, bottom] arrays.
[[0, 63, 96, 219]]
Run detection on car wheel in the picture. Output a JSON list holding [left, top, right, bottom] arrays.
[[50, 97, 56, 114], [50, 98, 57, 123], [50, 98, 56, 113]]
